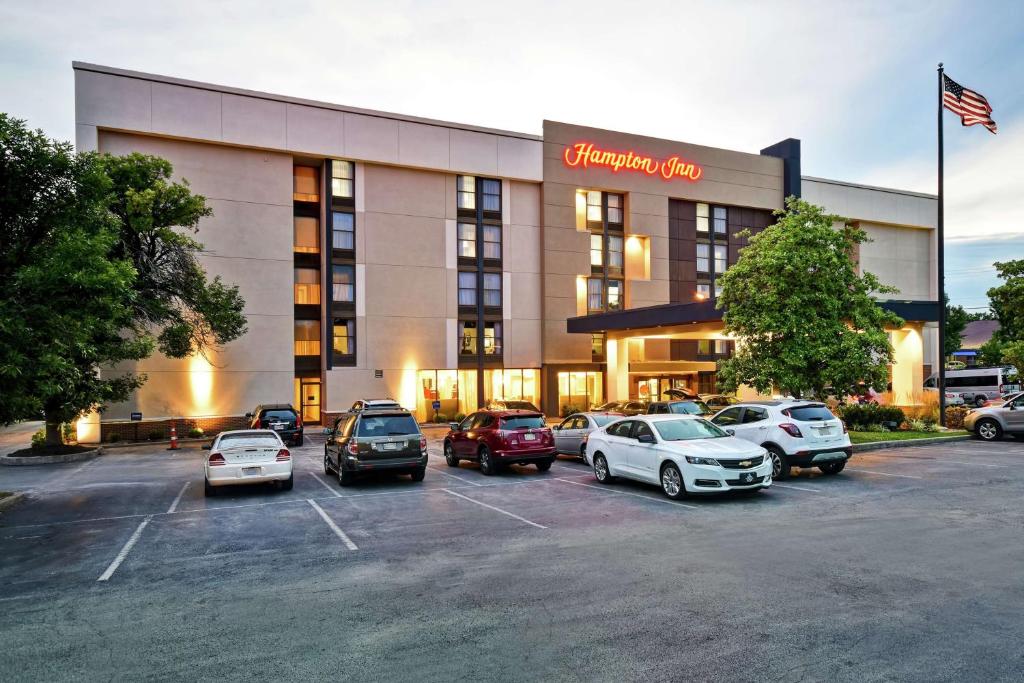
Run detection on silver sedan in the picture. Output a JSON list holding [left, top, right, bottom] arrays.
[[552, 412, 625, 460]]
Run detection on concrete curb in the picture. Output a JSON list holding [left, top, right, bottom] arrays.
[[0, 447, 103, 466], [0, 492, 27, 513], [97, 437, 209, 450], [852, 435, 971, 453]]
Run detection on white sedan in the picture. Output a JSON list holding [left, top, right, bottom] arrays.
[[204, 429, 293, 496], [585, 414, 772, 500]]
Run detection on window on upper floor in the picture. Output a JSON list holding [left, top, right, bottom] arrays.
[[713, 206, 727, 235], [332, 265, 354, 303], [331, 161, 354, 199], [332, 211, 354, 251], [696, 243, 710, 273], [294, 216, 319, 254], [459, 320, 477, 355], [483, 321, 502, 356], [587, 278, 603, 313], [590, 234, 603, 266], [458, 272, 476, 306], [696, 203, 709, 234], [293, 166, 319, 203], [696, 283, 710, 300], [481, 179, 501, 212], [457, 176, 476, 210], [294, 320, 320, 356], [483, 225, 501, 260], [458, 223, 476, 258], [607, 280, 623, 311], [607, 193, 623, 225], [586, 190, 602, 223], [714, 244, 728, 274], [333, 319, 354, 358], [483, 273, 501, 307], [294, 267, 320, 305], [608, 235, 624, 270]]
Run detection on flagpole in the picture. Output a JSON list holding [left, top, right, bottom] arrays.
[[937, 63, 947, 426]]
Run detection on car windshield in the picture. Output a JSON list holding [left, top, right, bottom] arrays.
[[595, 402, 620, 411], [669, 401, 710, 415], [653, 418, 728, 441], [218, 432, 282, 449], [784, 405, 836, 422], [262, 410, 295, 421], [500, 415, 546, 430], [357, 415, 419, 437], [591, 414, 620, 426]]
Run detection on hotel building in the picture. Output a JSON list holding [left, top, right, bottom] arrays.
[[72, 63, 940, 440]]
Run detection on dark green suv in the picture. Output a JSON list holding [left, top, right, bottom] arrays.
[[323, 408, 428, 486]]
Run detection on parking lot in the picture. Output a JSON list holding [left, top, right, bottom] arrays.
[[2, 433, 1024, 681]]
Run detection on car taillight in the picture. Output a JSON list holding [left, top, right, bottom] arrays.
[[208, 452, 226, 466], [779, 423, 803, 438], [295, 414, 302, 429], [346, 441, 359, 455], [419, 436, 427, 451], [542, 429, 552, 444], [841, 420, 848, 434], [276, 448, 290, 461]]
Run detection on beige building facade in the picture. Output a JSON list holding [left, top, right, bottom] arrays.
[[72, 62, 939, 439]]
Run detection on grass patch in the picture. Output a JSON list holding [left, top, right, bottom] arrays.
[[0, 492, 11, 501], [849, 430, 968, 444]]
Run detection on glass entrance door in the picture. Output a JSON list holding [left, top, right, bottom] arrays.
[[299, 379, 321, 425]]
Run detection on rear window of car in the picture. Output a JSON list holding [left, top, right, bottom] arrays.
[[653, 419, 727, 441], [219, 432, 282, 448], [503, 401, 539, 411], [261, 410, 296, 421], [591, 414, 620, 427], [669, 401, 710, 415], [356, 415, 420, 437], [500, 415, 546, 430], [784, 405, 836, 422]]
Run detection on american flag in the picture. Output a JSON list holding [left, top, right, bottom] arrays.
[[943, 74, 997, 134]]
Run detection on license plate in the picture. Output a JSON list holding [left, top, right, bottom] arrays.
[[242, 467, 261, 476], [523, 433, 537, 441], [271, 423, 285, 431], [381, 442, 399, 451]]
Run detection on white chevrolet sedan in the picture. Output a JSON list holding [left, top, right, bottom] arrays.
[[203, 430, 293, 496], [585, 414, 772, 499]]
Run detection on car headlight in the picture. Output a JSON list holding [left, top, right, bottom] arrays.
[[685, 455, 721, 466]]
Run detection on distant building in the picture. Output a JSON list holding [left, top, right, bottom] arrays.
[[952, 320, 1000, 367]]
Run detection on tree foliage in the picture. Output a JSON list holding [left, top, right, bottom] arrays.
[[944, 294, 969, 357], [987, 259, 1024, 342], [715, 197, 903, 399]]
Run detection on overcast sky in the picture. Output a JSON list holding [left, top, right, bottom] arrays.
[[1, 0, 1021, 310]]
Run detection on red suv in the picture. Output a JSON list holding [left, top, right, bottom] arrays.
[[443, 410, 555, 475]]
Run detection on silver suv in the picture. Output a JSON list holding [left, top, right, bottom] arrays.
[[964, 392, 1024, 441]]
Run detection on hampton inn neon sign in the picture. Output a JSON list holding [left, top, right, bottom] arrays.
[[563, 142, 703, 182]]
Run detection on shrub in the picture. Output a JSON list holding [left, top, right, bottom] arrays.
[[61, 423, 75, 443], [187, 427, 204, 438], [31, 429, 46, 450], [453, 413, 466, 423], [903, 391, 940, 424], [907, 418, 939, 433], [945, 405, 970, 430], [838, 403, 905, 431], [864, 423, 889, 433], [432, 413, 449, 424], [108, 433, 121, 443], [147, 430, 164, 441], [561, 405, 581, 418]]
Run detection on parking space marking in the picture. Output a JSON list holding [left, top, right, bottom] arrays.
[[555, 478, 698, 509], [443, 489, 548, 529], [306, 499, 358, 550], [166, 482, 190, 513], [866, 455, 1008, 468], [97, 515, 152, 582], [771, 483, 822, 493], [845, 468, 923, 479], [427, 465, 483, 486], [310, 472, 343, 497]]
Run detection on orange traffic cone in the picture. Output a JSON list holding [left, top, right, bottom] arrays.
[[169, 422, 179, 450]]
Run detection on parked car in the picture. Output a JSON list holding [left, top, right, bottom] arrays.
[[552, 411, 624, 458], [982, 391, 1023, 408], [323, 407, 427, 485], [964, 392, 1024, 441], [585, 414, 772, 499], [924, 366, 1018, 408], [203, 429, 292, 496], [246, 404, 303, 447], [710, 400, 852, 480], [700, 394, 739, 409], [663, 388, 699, 400], [593, 400, 648, 416], [486, 400, 542, 413], [349, 398, 403, 413], [443, 409, 555, 475], [646, 400, 712, 416]]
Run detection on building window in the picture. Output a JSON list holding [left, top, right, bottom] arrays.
[[608, 235, 624, 270], [697, 243, 710, 273], [607, 280, 623, 310], [483, 322, 502, 356], [458, 223, 476, 258], [294, 267, 320, 305], [293, 167, 319, 203], [457, 176, 476, 210], [696, 203, 709, 234], [698, 340, 711, 356], [332, 265, 354, 303], [294, 320, 320, 356], [713, 206, 727, 234], [458, 272, 476, 306], [331, 161, 354, 199], [696, 283, 710, 300], [332, 211, 354, 250], [459, 321, 477, 355], [481, 179, 500, 212], [591, 333, 605, 357], [333, 319, 354, 358], [715, 339, 728, 355], [483, 225, 501, 260], [483, 273, 501, 307], [714, 244, 728, 274], [607, 193, 623, 225], [587, 278, 603, 312], [715, 282, 723, 298], [590, 234, 603, 266], [294, 216, 320, 254], [586, 190, 602, 223]]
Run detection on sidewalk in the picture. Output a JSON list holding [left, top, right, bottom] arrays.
[[0, 421, 41, 457]]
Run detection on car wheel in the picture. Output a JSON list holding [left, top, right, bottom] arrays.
[[337, 462, 355, 487], [410, 467, 426, 482], [660, 462, 687, 500], [204, 478, 216, 497], [593, 453, 616, 484], [323, 450, 333, 476], [975, 395, 987, 408], [478, 446, 497, 476], [280, 473, 294, 491], [975, 419, 1002, 442], [444, 442, 460, 467], [535, 459, 553, 473], [767, 447, 791, 480], [818, 461, 846, 475]]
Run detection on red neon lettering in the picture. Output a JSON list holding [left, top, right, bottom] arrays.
[[563, 141, 701, 182]]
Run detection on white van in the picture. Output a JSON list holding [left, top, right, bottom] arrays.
[[924, 367, 1017, 408]]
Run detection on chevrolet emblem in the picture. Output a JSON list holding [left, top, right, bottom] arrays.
[[739, 460, 752, 467]]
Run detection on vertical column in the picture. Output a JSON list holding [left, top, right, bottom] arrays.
[[605, 337, 630, 402]]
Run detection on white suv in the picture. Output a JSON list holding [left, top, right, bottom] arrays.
[[710, 401, 852, 479]]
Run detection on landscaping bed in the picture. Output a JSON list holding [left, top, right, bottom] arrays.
[[7, 444, 93, 458], [849, 430, 968, 445]]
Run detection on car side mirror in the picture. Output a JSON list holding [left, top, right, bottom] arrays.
[[552, 425, 561, 431], [449, 422, 460, 431], [637, 433, 656, 444], [201, 444, 212, 450], [725, 428, 736, 436], [322, 427, 333, 436]]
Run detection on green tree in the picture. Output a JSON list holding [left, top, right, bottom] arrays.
[[976, 338, 1006, 367], [715, 197, 903, 399], [944, 294, 969, 357], [987, 259, 1024, 341]]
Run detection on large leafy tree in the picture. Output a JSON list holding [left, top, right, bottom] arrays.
[[974, 259, 1024, 371], [716, 197, 903, 399]]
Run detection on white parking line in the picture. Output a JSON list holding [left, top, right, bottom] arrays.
[[443, 489, 548, 529], [771, 483, 822, 493], [166, 482, 190, 513], [97, 515, 152, 582], [306, 499, 358, 550], [845, 468, 923, 479], [555, 477, 698, 509], [868, 455, 1008, 468], [427, 465, 483, 486], [309, 472, 343, 497]]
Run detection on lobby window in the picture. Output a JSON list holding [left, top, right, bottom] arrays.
[[332, 211, 354, 251], [590, 234, 603, 266], [294, 267, 320, 305], [458, 223, 476, 258], [696, 243, 710, 274], [607, 193, 623, 225], [331, 161, 354, 199], [483, 225, 501, 260], [333, 319, 355, 360], [332, 265, 354, 303], [587, 278, 603, 312], [607, 280, 623, 311], [457, 176, 476, 210], [294, 320, 320, 356], [696, 203, 709, 234], [591, 333, 605, 358], [459, 321, 477, 355], [713, 206, 727, 235], [481, 179, 501, 212], [294, 217, 320, 254], [608, 235, 624, 270], [293, 166, 319, 203], [458, 272, 476, 306], [714, 244, 728, 274], [483, 273, 501, 307], [483, 322, 502, 356]]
